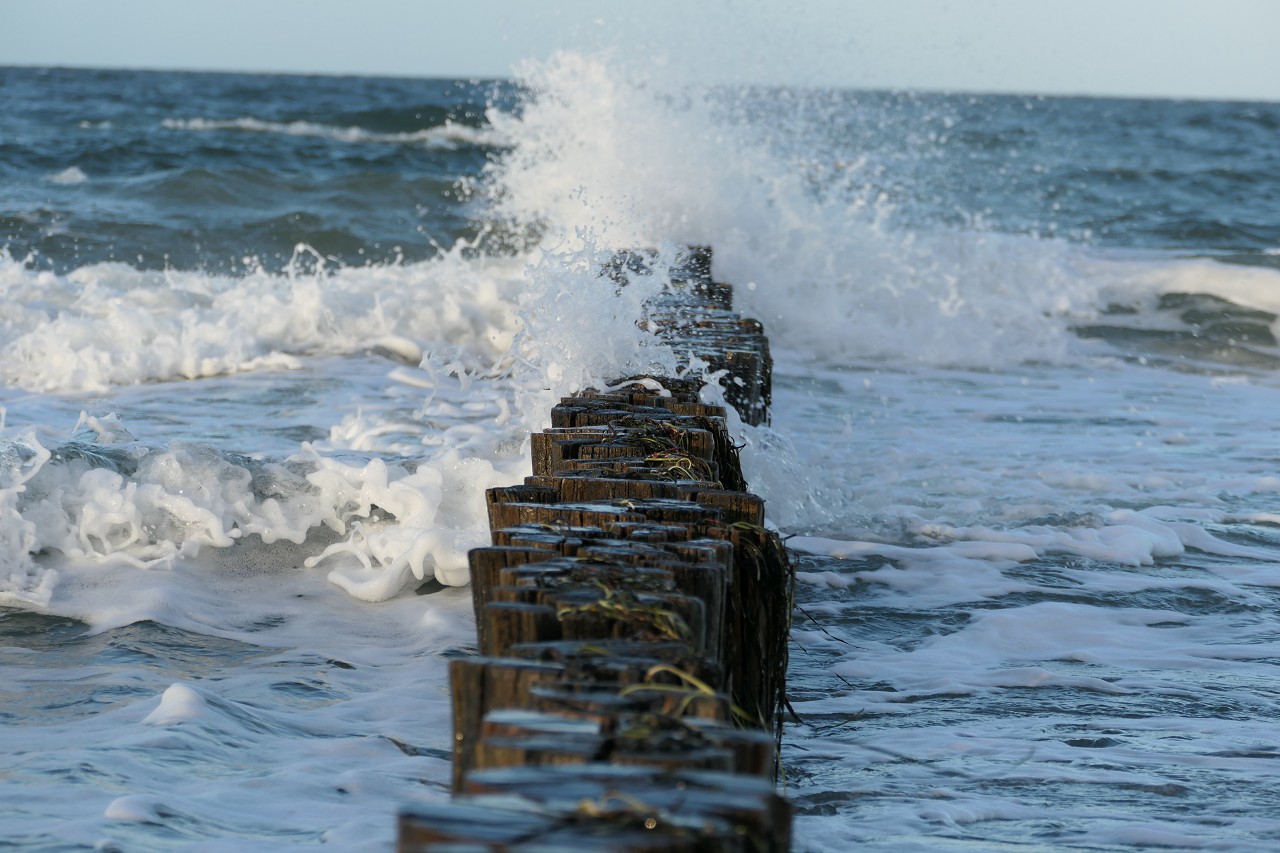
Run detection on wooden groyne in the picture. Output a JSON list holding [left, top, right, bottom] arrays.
[[398, 247, 794, 851]]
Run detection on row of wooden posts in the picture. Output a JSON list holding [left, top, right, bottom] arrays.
[[398, 247, 795, 851]]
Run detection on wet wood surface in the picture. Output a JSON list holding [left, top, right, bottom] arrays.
[[399, 247, 794, 851]]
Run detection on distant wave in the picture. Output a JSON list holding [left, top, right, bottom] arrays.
[[160, 116, 508, 148]]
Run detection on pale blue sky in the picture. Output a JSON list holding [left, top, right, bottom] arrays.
[[3, 0, 1277, 101]]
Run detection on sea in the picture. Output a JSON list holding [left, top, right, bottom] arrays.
[[3, 57, 1280, 852]]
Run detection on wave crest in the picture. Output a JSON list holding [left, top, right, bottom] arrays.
[[0, 246, 524, 394], [161, 116, 507, 149]]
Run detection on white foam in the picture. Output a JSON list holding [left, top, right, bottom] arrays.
[[142, 683, 210, 726], [0, 246, 524, 394], [0, 428, 57, 608], [485, 54, 1099, 369], [299, 447, 517, 595], [1, 232, 685, 609], [162, 116, 507, 149], [3, 419, 525, 606], [45, 166, 89, 185], [104, 794, 167, 823]]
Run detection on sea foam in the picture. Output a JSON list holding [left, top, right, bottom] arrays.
[[45, 166, 89, 184], [0, 246, 524, 395], [161, 116, 507, 149]]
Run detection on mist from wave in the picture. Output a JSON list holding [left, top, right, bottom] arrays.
[[482, 53, 1280, 372]]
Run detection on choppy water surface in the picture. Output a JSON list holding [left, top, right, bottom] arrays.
[[776, 360, 1280, 851], [3, 57, 1280, 851]]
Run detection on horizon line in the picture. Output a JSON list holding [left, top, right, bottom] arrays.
[[4, 62, 1277, 106]]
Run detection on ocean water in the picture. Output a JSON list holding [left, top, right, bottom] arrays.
[[4, 59, 1280, 852]]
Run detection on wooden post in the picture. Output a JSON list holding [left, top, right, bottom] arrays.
[[399, 246, 794, 851]]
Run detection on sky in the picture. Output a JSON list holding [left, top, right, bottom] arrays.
[[2, 0, 1278, 101]]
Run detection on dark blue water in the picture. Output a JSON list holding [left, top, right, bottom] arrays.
[[6, 67, 1280, 277], [837, 92, 1280, 257], [1, 67, 510, 273]]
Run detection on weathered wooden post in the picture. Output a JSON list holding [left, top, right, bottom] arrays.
[[399, 246, 794, 852]]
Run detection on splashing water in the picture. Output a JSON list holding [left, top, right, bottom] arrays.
[[5, 51, 1280, 851]]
